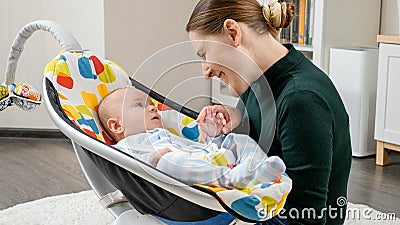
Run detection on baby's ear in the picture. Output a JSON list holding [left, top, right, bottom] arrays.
[[107, 117, 124, 134]]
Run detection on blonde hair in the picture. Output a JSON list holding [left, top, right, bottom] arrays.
[[186, 0, 295, 40], [97, 88, 124, 141]]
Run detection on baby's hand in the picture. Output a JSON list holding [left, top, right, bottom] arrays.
[[149, 148, 172, 166], [197, 105, 241, 135], [198, 116, 224, 142]]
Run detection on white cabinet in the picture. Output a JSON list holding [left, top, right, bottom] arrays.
[[375, 43, 400, 145], [329, 47, 379, 157], [375, 39, 400, 165]]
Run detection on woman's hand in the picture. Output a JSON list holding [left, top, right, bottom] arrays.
[[197, 105, 242, 135], [149, 148, 172, 167]]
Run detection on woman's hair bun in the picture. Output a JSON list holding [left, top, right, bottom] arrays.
[[262, 0, 295, 29]]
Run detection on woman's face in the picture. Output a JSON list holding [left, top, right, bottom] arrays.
[[189, 31, 250, 96]]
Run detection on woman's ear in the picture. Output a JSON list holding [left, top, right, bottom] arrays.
[[107, 117, 124, 135], [223, 19, 242, 47]]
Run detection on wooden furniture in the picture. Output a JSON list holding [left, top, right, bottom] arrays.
[[375, 35, 400, 166]]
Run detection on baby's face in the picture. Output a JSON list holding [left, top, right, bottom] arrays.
[[120, 88, 163, 136]]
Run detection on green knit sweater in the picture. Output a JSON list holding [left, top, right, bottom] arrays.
[[236, 44, 352, 225]]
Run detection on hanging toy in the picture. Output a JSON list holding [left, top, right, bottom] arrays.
[[0, 84, 11, 111], [0, 82, 41, 112], [12, 83, 42, 111]]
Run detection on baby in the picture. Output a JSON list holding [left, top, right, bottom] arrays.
[[98, 87, 286, 188]]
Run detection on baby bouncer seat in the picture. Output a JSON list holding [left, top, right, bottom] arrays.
[[1, 20, 292, 225]]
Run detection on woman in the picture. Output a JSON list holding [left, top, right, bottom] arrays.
[[188, 0, 352, 224]]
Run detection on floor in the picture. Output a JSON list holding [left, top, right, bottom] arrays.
[[0, 138, 90, 210], [0, 137, 399, 217], [347, 151, 400, 215]]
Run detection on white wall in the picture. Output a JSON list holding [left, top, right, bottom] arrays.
[[104, 0, 211, 112], [381, 0, 399, 35], [0, 0, 105, 129]]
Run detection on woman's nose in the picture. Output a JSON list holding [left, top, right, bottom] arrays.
[[202, 62, 215, 80]]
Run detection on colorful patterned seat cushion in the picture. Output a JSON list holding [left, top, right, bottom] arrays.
[[43, 50, 200, 144], [196, 174, 291, 221], [44, 50, 130, 144]]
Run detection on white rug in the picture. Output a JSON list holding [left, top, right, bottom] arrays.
[[0, 190, 397, 225], [0, 191, 114, 225]]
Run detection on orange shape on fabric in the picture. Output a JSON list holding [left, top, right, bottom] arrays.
[[208, 186, 230, 193], [157, 103, 172, 111], [62, 104, 82, 120], [81, 91, 99, 112], [83, 128, 97, 139], [151, 99, 173, 111], [58, 92, 68, 100], [56, 72, 74, 89], [97, 83, 109, 99], [63, 110, 74, 119]]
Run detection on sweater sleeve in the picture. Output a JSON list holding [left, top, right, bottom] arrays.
[[277, 90, 333, 225]]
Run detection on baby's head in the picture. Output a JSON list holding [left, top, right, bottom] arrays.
[[98, 87, 163, 142]]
